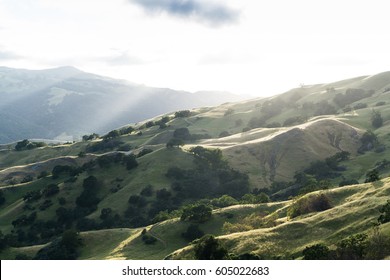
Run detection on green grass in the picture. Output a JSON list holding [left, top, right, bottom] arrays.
[[3, 72, 390, 260], [170, 178, 390, 259], [0, 244, 45, 260], [0, 142, 87, 170], [79, 228, 139, 260]]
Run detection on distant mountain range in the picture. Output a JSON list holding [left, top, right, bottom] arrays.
[[0, 66, 242, 143]]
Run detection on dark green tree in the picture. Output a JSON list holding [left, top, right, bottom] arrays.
[[336, 233, 368, 260], [181, 204, 212, 223], [43, 184, 60, 197], [182, 224, 205, 242], [359, 130, 378, 153], [174, 110, 191, 118], [365, 169, 380, 183], [103, 130, 120, 140], [303, 244, 331, 260], [378, 200, 390, 224], [0, 190, 5, 206], [371, 110, 383, 128], [34, 230, 82, 260], [194, 235, 229, 260], [124, 155, 138, 170], [140, 185, 154, 197], [166, 138, 184, 148], [15, 139, 30, 151], [173, 128, 191, 140]]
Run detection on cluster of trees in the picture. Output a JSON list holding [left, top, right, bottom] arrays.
[[174, 110, 191, 118], [358, 130, 384, 154], [4, 157, 140, 247], [15, 140, 46, 151], [303, 228, 390, 260], [268, 152, 350, 201], [86, 139, 124, 153], [82, 133, 99, 141], [34, 230, 82, 260], [300, 101, 337, 117], [143, 116, 172, 129], [75, 176, 100, 213], [166, 147, 249, 199], [52, 165, 82, 179], [180, 204, 212, 223], [166, 128, 211, 148], [303, 151, 350, 181], [209, 192, 269, 208], [333, 88, 375, 108], [269, 151, 350, 198]]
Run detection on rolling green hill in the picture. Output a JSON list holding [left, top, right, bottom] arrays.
[[1, 71, 390, 260]]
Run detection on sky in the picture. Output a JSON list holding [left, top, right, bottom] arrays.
[[1, 0, 390, 97]]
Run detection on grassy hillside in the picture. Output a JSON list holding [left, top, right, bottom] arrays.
[[2, 178, 389, 260], [1, 71, 390, 260], [169, 179, 390, 260]]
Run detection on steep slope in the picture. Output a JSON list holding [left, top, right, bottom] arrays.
[[210, 118, 362, 185]]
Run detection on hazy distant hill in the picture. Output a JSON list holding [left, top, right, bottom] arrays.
[[0, 66, 242, 143]]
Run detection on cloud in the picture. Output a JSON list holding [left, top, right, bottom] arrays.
[[128, 0, 239, 26]]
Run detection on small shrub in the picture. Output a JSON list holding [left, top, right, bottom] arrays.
[[140, 185, 154, 197], [181, 224, 205, 242], [378, 200, 390, 224], [375, 101, 386, 106], [365, 169, 380, 183], [303, 244, 330, 260], [353, 103, 367, 110], [37, 171, 49, 179], [287, 193, 332, 219], [142, 234, 157, 245], [137, 148, 153, 158], [211, 195, 238, 208], [218, 131, 231, 138]]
